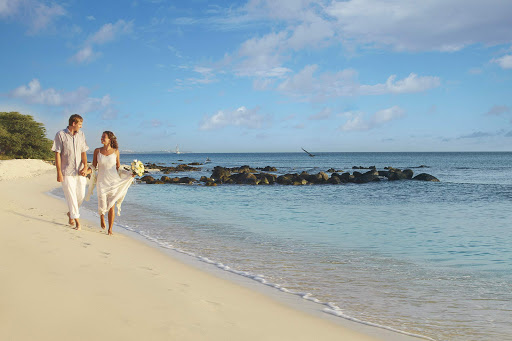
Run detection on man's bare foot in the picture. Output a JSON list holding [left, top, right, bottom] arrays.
[[100, 215, 106, 229], [67, 212, 75, 226], [107, 229, 113, 236]]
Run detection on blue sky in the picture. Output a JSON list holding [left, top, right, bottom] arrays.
[[1, 0, 511, 152]]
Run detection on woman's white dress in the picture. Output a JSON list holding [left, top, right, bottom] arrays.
[[95, 152, 133, 216]]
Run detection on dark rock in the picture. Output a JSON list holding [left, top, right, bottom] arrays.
[[188, 162, 201, 165], [353, 171, 363, 177], [387, 169, 408, 181], [161, 176, 172, 183], [152, 180, 165, 184], [256, 173, 276, 184], [318, 171, 329, 181], [353, 173, 380, 184], [161, 164, 201, 174], [299, 171, 310, 180], [259, 166, 277, 172], [178, 177, 195, 184], [339, 172, 352, 182], [412, 173, 440, 182], [140, 175, 155, 183], [205, 181, 217, 186], [231, 172, 258, 185], [328, 176, 342, 184], [237, 165, 257, 173], [258, 177, 270, 185], [292, 179, 308, 185], [277, 174, 294, 185], [176, 164, 200, 172], [364, 169, 379, 176], [402, 169, 414, 179], [211, 166, 231, 181]]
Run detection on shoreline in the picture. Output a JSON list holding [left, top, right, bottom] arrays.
[[0, 160, 422, 341]]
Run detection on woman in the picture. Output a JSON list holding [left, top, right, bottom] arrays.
[[92, 131, 133, 235]]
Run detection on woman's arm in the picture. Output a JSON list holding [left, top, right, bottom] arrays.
[[116, 149, 120, 171], [92, 148, 99, 169]]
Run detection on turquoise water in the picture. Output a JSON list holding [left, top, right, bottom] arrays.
[[79, 152, 512, 341]]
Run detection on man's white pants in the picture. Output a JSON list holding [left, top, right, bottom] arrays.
[[62, 176, 87, 219]]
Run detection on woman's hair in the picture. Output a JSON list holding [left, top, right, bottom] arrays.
[[103, 131, 119, 149]]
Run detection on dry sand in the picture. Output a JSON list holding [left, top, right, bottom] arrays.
[[0, 159, 419, 341]]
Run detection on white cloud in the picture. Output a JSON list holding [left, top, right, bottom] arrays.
[[492, 54, 512, 69], [341, 112, 369, 131], [88, 19, 133, 45], [234, 31, 291, 78], [86, 15, 95, 21], [278, 65, 440, 101], [458, 131, 494, 139], [486, 105, 511, 116], [70, 46, 100, 64], [174, 66, 217, 88], [308, 107, 332, 120], [0, 0, 66, 34], [200, 106, 267, 130], [278, 64, 360, 100], [71, 20, 133, 64], [9, 79, 115, 117], [325, 0, 512, 52], [340, 106, 405, 131], [361, 73, 441, 95], [0, 0, 19, 16]]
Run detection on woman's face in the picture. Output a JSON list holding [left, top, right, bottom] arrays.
[[101, 133, 110, 146]]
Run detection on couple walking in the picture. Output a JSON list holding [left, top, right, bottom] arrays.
[[52, 114, 133, 235]]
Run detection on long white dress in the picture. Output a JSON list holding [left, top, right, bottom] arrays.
[[96, 152, 133, 216]]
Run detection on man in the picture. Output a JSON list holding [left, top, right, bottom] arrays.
[[52, 114, 89, 230]]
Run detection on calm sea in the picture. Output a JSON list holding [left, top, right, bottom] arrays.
[[64, 152, 511, 341]]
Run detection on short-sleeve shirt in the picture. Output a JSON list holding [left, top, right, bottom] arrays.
[[52, 128, 89, 176]]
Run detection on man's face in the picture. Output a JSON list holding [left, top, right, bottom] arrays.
[[72, 120, 83, 131]]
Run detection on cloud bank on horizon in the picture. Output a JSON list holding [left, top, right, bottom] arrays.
[[1, 0, 511, 152]]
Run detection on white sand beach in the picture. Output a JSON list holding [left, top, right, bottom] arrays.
[[0, 159, 420, 341]]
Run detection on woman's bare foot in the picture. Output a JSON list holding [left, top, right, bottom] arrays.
[[107, 229, 113, 236], [73, 219, 81, 230], [100, 215, 106, 229], [67, 212, 75, 226]]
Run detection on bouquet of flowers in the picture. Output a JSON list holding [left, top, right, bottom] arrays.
[[131, 159, 145, 177]]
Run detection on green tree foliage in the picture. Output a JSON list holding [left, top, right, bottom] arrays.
[[0, 112, 54, 159]]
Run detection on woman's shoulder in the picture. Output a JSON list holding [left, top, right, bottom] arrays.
[[94, 148, 101, 154]]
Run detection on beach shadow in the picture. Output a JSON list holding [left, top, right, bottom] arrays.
[[8, 210, 103, 233]]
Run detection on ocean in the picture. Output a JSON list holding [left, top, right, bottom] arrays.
[[55, 152, 512, 341]]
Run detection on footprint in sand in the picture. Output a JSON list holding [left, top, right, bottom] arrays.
[[201, 300, 223, 312]]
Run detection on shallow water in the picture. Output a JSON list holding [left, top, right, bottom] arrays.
[[72, 152, 512, 341]]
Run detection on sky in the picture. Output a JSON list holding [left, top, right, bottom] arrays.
[[1, 0, 512, 153]]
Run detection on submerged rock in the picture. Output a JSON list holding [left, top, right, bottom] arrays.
[[412, 173, 440, 182]]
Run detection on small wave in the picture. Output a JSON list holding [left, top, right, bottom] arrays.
[[115, 219, 436, 341]]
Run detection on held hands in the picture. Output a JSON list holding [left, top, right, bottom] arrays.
[[79, 167, 92, 177], [57, 172, 63, 182]]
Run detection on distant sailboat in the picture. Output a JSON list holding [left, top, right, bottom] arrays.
[[175, 145, 181, 154], [301, 147, 315, 157]]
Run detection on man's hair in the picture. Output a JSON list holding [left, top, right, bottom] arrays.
[[68, 114, 83, 126]]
